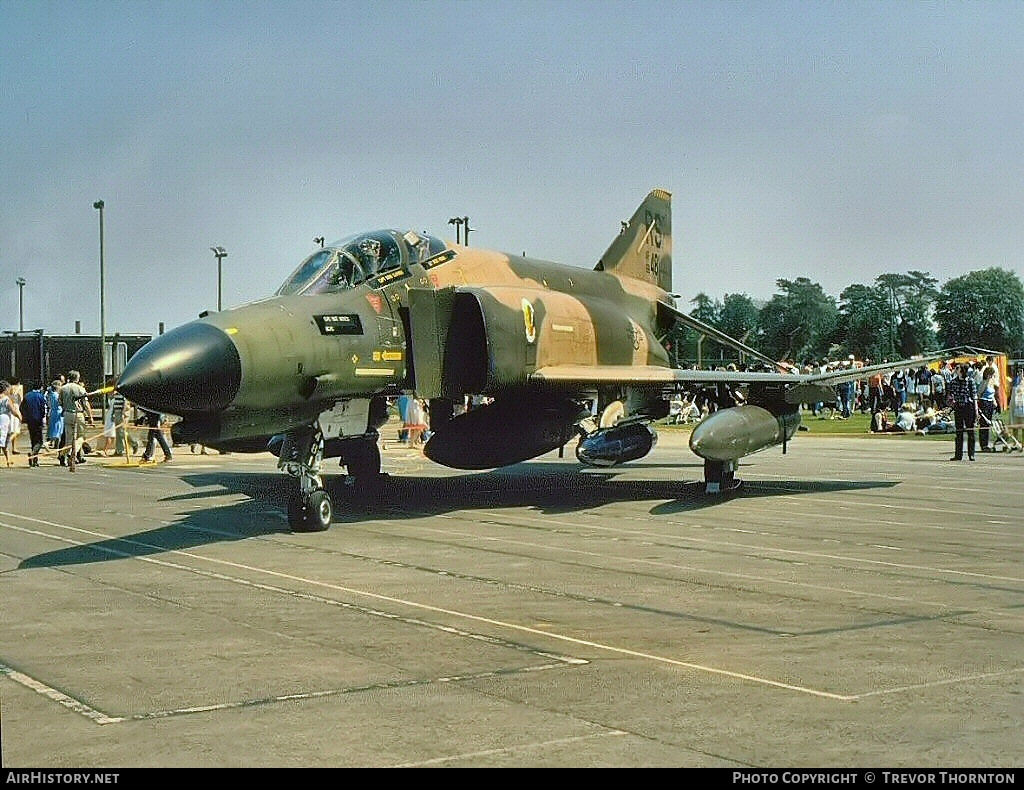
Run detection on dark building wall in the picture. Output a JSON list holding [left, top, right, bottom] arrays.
[[0, 333, 151, 388]]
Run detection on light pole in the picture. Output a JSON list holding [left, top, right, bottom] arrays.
[[447, 217, 464, 244], [211, 246, 227, 311], [16, 277, 26, 331], [93, 201, 106, 412]]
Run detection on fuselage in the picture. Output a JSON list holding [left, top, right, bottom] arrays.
[[117, 230, 675, 448]]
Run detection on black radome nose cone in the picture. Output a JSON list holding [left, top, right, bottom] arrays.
[[117, 322, 241, 414]]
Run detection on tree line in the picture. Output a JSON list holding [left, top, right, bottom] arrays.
[[670, 267, 1024, 366]]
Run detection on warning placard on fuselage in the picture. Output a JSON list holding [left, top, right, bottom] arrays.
[[314, 314, 364, 335]]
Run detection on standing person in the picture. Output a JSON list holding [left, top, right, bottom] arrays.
[[1010, 367, 1024, 447], [395, 393, 412, 443], [139, 407, 173, 463], [7, 378, 24, 454], [914, 365, 932, 409], [891, 368, 908, 410], [21, 380, 47, 468], [109, 390, 139, 456], [837, 378, 855, 420], [868, 370, 885, 417], [881, 369, 896, 411], [977, 365, 999, 452], [98, 379, 117, 455], [59, 370, 92, 472], [930, 366, 946, 410], [946, 363, 979, 462], [0, 380, 23, 468], [404, 398, 428, 447], [46, 379, 64, 456]]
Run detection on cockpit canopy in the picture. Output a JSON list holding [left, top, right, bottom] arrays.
[[275, 229, 447, 296]]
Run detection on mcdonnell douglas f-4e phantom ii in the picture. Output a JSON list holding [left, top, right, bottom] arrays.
[[117, 189, 936, 531]]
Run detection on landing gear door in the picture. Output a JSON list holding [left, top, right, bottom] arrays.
[[318, 399, 371, 439]]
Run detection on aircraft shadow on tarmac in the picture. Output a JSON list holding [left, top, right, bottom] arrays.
[[18, 465, 898, 569], [174, 462, 899, 521]]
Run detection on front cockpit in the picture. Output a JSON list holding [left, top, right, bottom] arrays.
[[275, 229, 448, 296]]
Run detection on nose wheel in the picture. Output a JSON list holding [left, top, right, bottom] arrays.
[[288, 489, 333, 532]]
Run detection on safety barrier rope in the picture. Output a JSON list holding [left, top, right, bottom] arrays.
[[20, 416, 170, 466]]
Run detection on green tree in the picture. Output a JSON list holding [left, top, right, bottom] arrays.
[[934, 268, 1024, 353], [757, 277, 838, 363], [689, 292, 720, 325], [719, 293, 760, 344], [688, 292, 727, 363], [837, 283, 893, 361], [672, 292, 763, 367], [664, 321, 691, 367], [875, 271, 938, 356]]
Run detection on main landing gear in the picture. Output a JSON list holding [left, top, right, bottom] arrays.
[[703, 459, 743, 496]]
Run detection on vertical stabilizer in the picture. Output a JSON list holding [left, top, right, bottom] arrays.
[[595, 188, 672, 293]]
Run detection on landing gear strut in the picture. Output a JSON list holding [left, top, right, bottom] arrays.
[[279, 426, 333, 532], [704, 459, 743, 495], [337, 432, 386, 502]]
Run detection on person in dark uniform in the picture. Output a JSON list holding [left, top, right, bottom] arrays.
[[139, 407, 173, 463], [946, 364, 979, 461], [21, 381, 47, 467]]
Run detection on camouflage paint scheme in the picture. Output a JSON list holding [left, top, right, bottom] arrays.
[[117, 189, 945, 527]]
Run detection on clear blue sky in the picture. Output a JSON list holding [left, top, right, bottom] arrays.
[[2, 0, 1023, 336]]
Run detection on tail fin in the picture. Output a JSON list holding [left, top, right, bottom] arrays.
[[595, 188, 672, 293]]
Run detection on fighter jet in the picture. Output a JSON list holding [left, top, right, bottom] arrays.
[[117, 189, 936, 531]]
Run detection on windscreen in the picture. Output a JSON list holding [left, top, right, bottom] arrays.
[[275, 230, 449, 295]]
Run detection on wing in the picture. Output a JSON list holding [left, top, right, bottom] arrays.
[[530, 365, 801, 385], [531, 351, 954, 406], [529, 364, 826, 404], [804, 352, 953, 386], [531, 354, 953, 387], [656, 300, 956, 388]]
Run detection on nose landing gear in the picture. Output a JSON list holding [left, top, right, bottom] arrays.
[[279, 426, 333, 532], [288, 488, 333, 532]]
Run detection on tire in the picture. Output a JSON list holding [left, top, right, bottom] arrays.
[[303, 489, 333, 532]]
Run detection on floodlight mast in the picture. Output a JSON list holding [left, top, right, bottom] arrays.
[[211, 246, 228, 311], [16, 277, 26, 331]]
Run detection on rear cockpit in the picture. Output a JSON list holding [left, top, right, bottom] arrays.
[[276, 229, 448, 296]]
